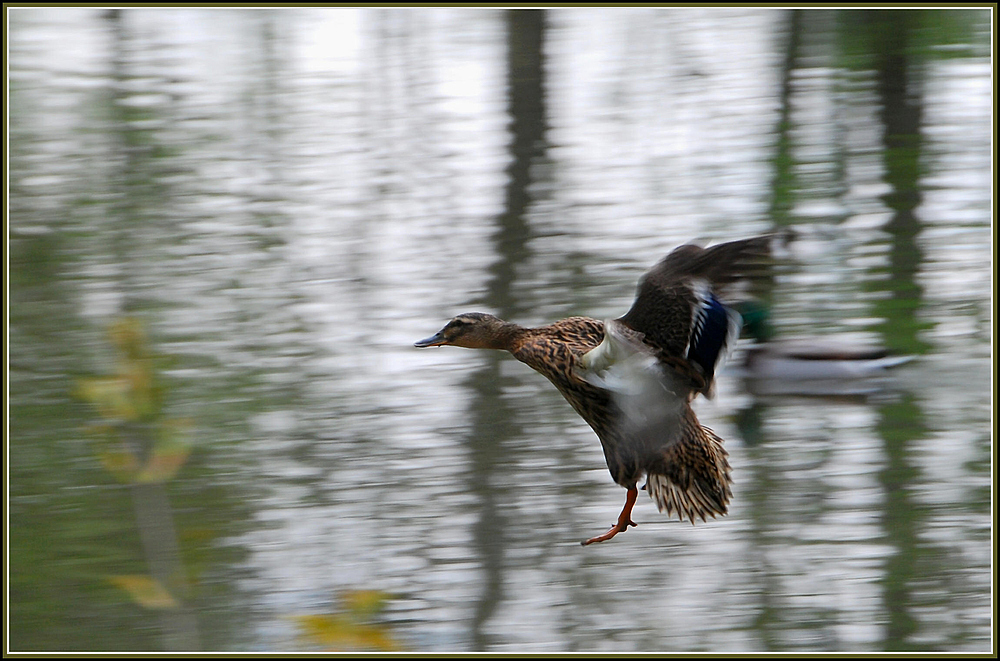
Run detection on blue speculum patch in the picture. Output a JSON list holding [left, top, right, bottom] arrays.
[[688, 294, 732, 380]]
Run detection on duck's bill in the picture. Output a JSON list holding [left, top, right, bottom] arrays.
[[414, 332, 447, 348]]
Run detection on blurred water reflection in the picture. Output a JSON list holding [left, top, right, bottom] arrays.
[[8, 7, 992, 653]]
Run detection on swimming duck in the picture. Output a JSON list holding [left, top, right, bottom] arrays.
[[415, 235, 772, 545], [730, 301, 914, 396]]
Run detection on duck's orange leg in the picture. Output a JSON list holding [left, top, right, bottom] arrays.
[[582, 486, 638, 546]]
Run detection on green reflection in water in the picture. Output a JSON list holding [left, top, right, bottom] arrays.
[[76, 318, 199, 650], [841, 8, 984, 652], [9, 11, 255, 651]]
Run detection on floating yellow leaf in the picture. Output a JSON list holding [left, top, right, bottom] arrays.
[[135, 445, 190, 483], [342, 589, 392, 618], [85, 423, 138, 481], [121, 362, 158, 419], [136, 419, 193, 483], [98, 450, 140, 482], [108, 575, 178, 610], [109, 317, 148, 360], [292, 613, 401, 652], [77, 376, 138, 421]]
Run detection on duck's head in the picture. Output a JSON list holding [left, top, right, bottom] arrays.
[[733, 300, 775, 343], [414, 312, 514, 350]]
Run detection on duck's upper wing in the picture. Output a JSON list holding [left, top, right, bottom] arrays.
[[616, 235, 774, 393], [633, 235, 774, 293]]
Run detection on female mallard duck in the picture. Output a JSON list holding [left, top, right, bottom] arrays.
[[415, 235, 772, 545]]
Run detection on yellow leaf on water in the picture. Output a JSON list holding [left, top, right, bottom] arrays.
[[122, 362, 158, 418], [108, 575, 178, 610], [135, 449, 189, 483], [294, 613, 351, 646], [342, 589, 391, 617], [292, 613, 401, 652], [77, 376, 137, 421], [109, 317, 148, 360], [97, 450, 140, 482], [136, 420, 193, 483]]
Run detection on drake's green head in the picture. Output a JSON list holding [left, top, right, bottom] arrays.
[[733, 300, 776, 343]]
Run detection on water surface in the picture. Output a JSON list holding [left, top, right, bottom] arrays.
[[7, 7, 993, 653]]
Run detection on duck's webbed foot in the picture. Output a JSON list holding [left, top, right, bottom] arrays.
[[581, 486, 638, 546]]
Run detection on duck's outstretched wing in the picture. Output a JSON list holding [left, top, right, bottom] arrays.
[[633, 235, 774, 291], [616, 235, 773, 394]]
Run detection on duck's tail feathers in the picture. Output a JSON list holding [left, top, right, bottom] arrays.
[[646, 426, 733, 525]]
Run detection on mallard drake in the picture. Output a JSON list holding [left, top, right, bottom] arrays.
[[415, 236, 772, 545], [730, 301, 914, 396]]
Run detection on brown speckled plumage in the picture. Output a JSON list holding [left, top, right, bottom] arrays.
[[415, 236, 772, 544]]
